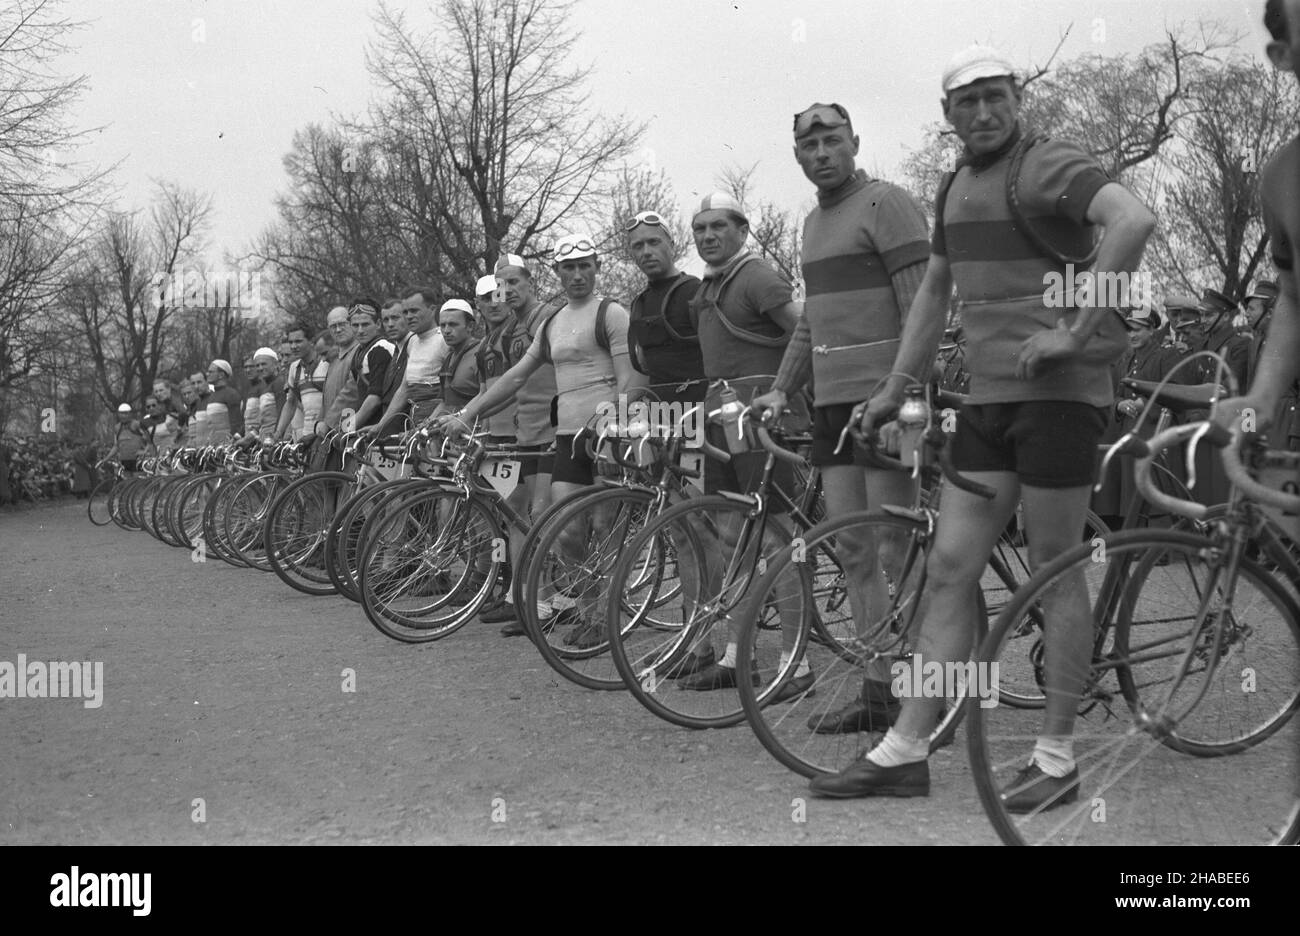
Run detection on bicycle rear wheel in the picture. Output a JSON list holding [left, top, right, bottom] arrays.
[[969, 529, 1300, 845], [609, 494, 796, 728], [523, 486, 659, 691], [264, 471, 353, 595]]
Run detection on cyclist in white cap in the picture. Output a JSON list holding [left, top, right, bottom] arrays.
[[107, 403, 152, 470], [472, 270, 546, 631], [810, 44, 1156, 809], [204, 358, 245, 442], [672, 191, 806, 691], [252, 347, 284, 438], [436, 235, 640, 646], [494, 252, 557, 527], [432, 298, 481, 419]]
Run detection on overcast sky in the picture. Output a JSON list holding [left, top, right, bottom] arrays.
[[57, 0, 1272, 264]]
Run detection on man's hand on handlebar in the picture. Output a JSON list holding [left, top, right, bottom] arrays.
[[433, 412, 471, 439], [750, 389, 788, 425]]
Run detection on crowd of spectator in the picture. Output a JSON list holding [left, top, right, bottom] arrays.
[[0, 435, 100, 505]]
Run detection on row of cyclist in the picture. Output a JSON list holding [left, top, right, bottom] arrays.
[[90, 342, 1300, 845]]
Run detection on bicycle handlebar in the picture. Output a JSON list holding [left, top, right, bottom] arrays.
[[1131, 423, 1223, 521], [753, 424, 806, 468]]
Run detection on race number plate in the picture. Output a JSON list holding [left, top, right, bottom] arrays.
[[480, 459, 521, 497], [373, 452, 404, 481]]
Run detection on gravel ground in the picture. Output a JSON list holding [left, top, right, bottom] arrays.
[[0, 500, 1006, 845]]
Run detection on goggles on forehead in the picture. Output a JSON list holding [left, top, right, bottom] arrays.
[[625, 210, 669, 232], [554, 238, 597, 259], [793, 102, 850, 137], [348, 302, 379, 320]]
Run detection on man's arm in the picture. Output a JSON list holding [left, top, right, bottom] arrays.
[[369, 382, 410, 434], [1017, 182, 1157, 378], [274, 369, 301, 439], [319, 373, 359, 433], [613, 351, 645, 397], [769, 314, 813, 400], [440, 351, 542, 431], [857, 254, 954, 428], [352, 393, 384, 430]]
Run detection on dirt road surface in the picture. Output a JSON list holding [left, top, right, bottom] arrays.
[[0, 501, 1008, 845]]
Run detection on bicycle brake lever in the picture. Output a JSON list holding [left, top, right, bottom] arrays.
[[1185, 422, 1210, 491], [832, 423, 853, 457], [1095, 432, 1134, 493]]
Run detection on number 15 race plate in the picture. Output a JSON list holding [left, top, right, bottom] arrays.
[[479, 459, 521, 497]]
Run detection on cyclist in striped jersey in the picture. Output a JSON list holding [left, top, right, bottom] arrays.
[[276, 323, 329, 442], [203, 360, 245, 443]]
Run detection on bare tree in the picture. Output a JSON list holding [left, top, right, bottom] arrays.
[[69, 181, 214, 408], [368, 0, 643, 275], [718, 164, 803, 286], [1147, 57, 1299, 298], [0, 0, 110, 421]]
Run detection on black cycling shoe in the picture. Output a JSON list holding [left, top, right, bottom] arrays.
[[1000, 763, 1080, 814]]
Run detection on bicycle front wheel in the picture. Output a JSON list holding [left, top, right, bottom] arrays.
[[735, 511, 984, 777], [969, 529, 1300, 845], [87, 478, 115, 526], [357, 488, 502, 642], [610, 494, 796, 729]]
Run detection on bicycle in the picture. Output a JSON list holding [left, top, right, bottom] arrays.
[[514, 411, 729, 691], [968, 418, 1300, 845], [354, 431, 538, 642], [87, 461, 123, 526], [603, 416, 838, 728]]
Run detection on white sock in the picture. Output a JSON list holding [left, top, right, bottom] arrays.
[[866, 728, 929, 767], [719, 642, 737, 668], [536, 600, 553, 620], [1030, 737, 1075, 777], [550, 594, 576, 611], [503, 594, 515, 606], [779, 651, 811, 678]]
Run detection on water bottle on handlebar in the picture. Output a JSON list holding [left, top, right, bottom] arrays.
[[717, 383, 752, 456], [897, 385, 929, 469]]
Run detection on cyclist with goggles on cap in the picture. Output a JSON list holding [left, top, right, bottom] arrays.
[[752, 100, 932, 716], [624, 210, 706, 407], [435, 234, 642, 647]]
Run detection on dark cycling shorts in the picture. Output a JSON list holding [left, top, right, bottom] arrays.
[[121, 458, 139, 473], [516, 442, 554, 480], [811, 404, 878, 468], [948, 401, 1108, 488], [551, 432, 595, 486]]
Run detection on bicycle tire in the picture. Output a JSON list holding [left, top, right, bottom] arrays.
[[609, 493, 797, 727], [969, 528, 1300, 845], [523, 485, 660, 691], [357, 487, 502, 642], [87, 478, 115, 526], [735, 511, 989, 776], [264, 471, 354, 595]]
